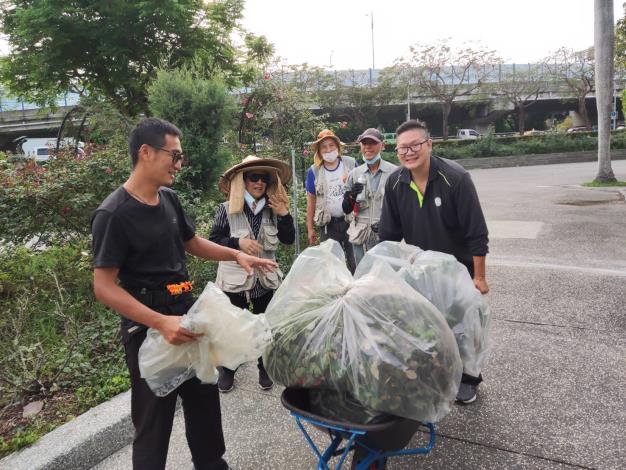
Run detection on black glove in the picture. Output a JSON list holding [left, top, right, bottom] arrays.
[[349, 182, 364, 199], [342, 190, 354, 214]]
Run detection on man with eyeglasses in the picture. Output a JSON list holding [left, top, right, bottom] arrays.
[[91, 118, 276, 470], [378, 119, 489, 405], [210, 155, 295, 393]]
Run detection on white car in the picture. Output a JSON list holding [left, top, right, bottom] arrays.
[[457, 129, 480, 140]]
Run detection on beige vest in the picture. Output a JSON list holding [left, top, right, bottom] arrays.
[[347, 160, 396, 247], [215, 202, 283, 293], [312, 156, 356, 226]]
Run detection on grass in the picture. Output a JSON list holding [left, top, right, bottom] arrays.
[[582, 180, 626, 187]]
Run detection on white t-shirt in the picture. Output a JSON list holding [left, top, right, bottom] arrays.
[[323, 161, 346, 217]]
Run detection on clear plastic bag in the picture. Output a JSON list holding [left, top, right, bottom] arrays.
[[264, 240, 462, 423], [139, 282, 272, 397], [357, 241, 492, 377]]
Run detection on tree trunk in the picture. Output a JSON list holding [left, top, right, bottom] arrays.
[[594, 0, 617, 182], [441, 101, 452, 140], [518, 105, 526, 136], [578, 95, 591, 128]]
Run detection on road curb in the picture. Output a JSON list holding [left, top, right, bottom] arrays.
[[0, 391, 133, 470], [455, 149, 626, 170]]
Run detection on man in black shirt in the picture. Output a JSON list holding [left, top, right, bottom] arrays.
[[378, 119, 490, 405], [91, 117, 276, 470]]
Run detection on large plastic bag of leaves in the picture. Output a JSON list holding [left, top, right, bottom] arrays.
[[264, 239, 462, 423], [139, 282, 271, 397], [356, 241, 492, 378]]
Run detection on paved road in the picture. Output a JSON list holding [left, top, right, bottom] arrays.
[[95, 161, 626, 470]]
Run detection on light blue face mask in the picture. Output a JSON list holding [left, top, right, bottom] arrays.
[[244, 190, 266, 214], [365, 153, 381, 166]]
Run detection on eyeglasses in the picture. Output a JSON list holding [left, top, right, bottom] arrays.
[[395, 138, 429, 155], [151, 145, 186, 164], [245, 173, 270, 183]]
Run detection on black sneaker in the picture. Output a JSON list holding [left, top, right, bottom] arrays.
[[258, 367, 273, 390], [218, 367, 235, 393], [456, 382, 477, 404]]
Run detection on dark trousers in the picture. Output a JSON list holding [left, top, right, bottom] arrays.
[[223, 290, 273, 372], [123, 298, 227, 470], [321, 217, 356, 274]]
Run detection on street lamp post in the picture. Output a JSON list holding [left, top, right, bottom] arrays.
[[368, 11, 375, 87]]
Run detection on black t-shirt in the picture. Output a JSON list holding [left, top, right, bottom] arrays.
[[91, 186, 196, 290]]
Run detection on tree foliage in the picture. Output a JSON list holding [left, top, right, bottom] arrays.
[[393, 41, 501, 139], [494, 65, 546, 135], [0, 0, 256, 116], [0, 144, 130, 246], [543, 47, 594, 127], [237, 64, 327, 182], [147, 65, 236, 193]]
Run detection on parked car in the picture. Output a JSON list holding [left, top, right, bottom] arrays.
[[457, 129, 480, 140], [566, 126, 593, 134], [34, 146, 51, 162]]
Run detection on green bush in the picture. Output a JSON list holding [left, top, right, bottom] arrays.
[[0, 243, 128, 457], [0, 144, 129, 247], [148, 66, 236, 195]]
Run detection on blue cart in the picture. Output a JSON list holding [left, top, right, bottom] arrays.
[[281, 388, 436, 470]]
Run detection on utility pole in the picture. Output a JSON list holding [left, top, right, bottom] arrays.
[[368, 11, 375, 87]]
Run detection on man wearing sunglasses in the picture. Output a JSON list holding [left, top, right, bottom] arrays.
[[91, 118, 276, 470], [211, 155, 295, 393], [378, 119, 490, 405]]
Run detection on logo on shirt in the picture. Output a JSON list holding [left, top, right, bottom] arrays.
[[172, 217, 177, 224], [434, 197, 442, 207]]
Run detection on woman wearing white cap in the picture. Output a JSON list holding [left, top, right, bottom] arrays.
[[210, 155, 295, 393]]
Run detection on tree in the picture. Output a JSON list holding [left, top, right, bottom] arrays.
[[147, 65, 236, 193], [614, 2, 626, 70], [495, 65, 546, 135], [594, 0, 617, 182], [0, 0, 254, 116], [544, 47, 595, 127], [393, 41, 501, 139], [238, 65, 327, 183]]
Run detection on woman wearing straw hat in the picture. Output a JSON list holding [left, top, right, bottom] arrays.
[[305, 129, 357, 273], [211, 155, 295, 393]]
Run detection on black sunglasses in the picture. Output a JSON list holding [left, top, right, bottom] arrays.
[[245, 173, 270, 183], [150, 145, 186, 164]]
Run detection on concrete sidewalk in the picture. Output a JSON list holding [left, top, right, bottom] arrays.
[[2, 160, 626, 470]]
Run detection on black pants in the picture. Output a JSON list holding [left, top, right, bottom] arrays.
[[223, 290, 273, 371], [321, 217, 356, 274], [123, 298, 227, 470]]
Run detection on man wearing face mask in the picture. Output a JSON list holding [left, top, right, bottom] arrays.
[[305, 129, 357, 273], [342, 128, 397, 266], [210, 156, 295, 393]]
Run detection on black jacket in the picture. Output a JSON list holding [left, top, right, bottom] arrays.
[[378, 156, 489, 275]]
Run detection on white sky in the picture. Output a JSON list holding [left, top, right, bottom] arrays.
[[242, 0, 624, 69]]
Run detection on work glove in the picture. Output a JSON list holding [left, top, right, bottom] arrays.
[[349, 182, 364, 200]]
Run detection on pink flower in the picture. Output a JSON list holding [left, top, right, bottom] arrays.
[[245, 112, 254, 120], [104, 167, 112, 174], [303, 149, 309, 157], [263, 73, 270, 80]]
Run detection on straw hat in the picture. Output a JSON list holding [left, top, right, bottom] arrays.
[[218, 155, 291, 214], [310, 129, 343, 167]]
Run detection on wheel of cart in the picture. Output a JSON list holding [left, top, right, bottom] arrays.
[[281, 388, 436, 470]]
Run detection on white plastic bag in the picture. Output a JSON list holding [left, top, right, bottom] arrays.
[[139, 282, 272, 396], [264, 240, 462, 423], [356, 241, 492, 377]]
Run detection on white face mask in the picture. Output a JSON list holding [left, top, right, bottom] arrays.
[[322, 150, 338, 163]]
